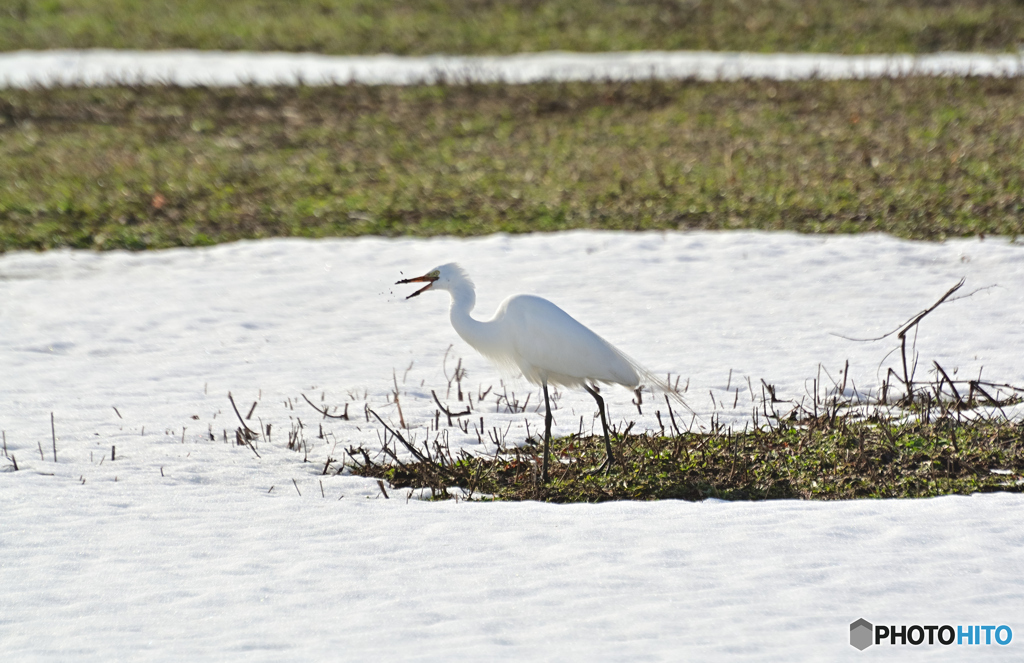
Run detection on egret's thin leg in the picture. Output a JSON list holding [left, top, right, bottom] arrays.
[[583, 384, 614, 474], [542, 381, 552, 483]]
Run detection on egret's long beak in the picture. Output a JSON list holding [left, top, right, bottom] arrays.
[[396, 273, 437, 299]]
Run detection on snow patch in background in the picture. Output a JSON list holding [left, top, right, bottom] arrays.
[[1, 49, 1023, 88]]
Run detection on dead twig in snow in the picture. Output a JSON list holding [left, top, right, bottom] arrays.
[[367, 408, 431, 465], [228, 392, 260, 438], [432, 390, 470, 425], [301, 393, 349, 419], [832, 279, 979, 403]]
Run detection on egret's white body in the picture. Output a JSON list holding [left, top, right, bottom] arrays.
[[454, 295, 640, 390], [397, 263, 682, 480]]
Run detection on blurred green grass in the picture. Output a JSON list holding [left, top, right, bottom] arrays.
[[2, 77, 1023, 251], [2, 0, 1023, 55]]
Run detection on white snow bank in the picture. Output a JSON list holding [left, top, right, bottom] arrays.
[[3, 231, 1024, 660], [3, 480, 1022, 661], [1, 49, 1023, 89]]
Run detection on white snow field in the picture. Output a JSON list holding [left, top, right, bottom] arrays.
[[2, 231, 1024, 660], [1, 48, 1023, 89]]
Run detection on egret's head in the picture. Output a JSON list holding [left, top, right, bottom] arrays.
[[396, 263, 471, 298]]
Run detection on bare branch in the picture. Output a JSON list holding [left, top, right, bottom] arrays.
[[301, 393, 349, 419], [367, 408, 432, 465], [832, 279, 978, 342], [431, 390, 470, 425]]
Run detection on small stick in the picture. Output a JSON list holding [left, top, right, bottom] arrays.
[[933, 361, 962, 405], [246, 401, 258, 419], [897, 279, 965, 338], [664, 395, 681, 436], [11, 455, 18, 471], [2, 431, 6, 458], [900, 335, 912, 402], [376, 480, 389, 499], [971, 381, 1002, 405], [112, 406, 122, 419], [974, 380, 1024, 393], [319, 480, 325, 498], [394, 391, 406, 429], [111, 445, 116, 461], [51, 412, 57, 462], [292, 478, 301, 496], [431, 390, 470, 425], [835, 278, 969, 343], [971, 381, 1011, 421], [227, 392, 260, 437], [301, 393, 349, 419], [367, 408, 431, 464]]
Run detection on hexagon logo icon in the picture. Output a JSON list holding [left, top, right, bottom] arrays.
[[850, 618, 873, 650]]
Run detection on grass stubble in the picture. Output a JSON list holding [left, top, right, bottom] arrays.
[[2, 75, 1024, 251], [292, 348, 1024, 503], [2, 0, 1023, 55], [348, 399, 1024, 503]]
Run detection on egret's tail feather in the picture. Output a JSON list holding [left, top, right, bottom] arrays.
[[619, 354, 702, 424], [640, 369, 701, 422]]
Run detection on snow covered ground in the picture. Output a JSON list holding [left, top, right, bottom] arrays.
[[3, 231, 1023, 660], [1, 48, 1023, 88]]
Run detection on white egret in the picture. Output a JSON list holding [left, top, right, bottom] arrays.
[[397, 263, 687, 482]]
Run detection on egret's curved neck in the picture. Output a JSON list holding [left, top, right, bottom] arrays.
[[446, 282, 502, 356]]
